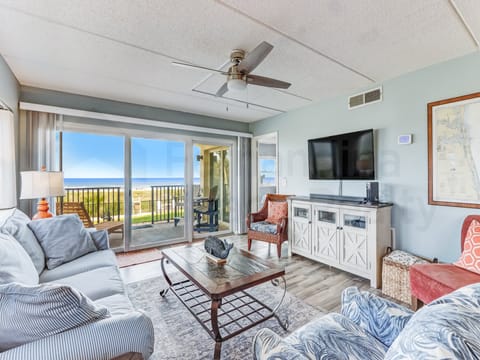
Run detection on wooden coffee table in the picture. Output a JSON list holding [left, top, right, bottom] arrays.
[[159, 245, 287, 359]]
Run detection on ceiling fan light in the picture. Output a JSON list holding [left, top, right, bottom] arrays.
[[227, 79, 247, 92]]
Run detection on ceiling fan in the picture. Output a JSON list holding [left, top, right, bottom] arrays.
[[172, 41, 291, 97]]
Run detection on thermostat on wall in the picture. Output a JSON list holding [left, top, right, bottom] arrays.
[[398, 134, 412, 145]]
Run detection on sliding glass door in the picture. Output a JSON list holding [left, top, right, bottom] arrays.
[[130, 137, 187, 249], [60, 131, 125, 250], [60, 126, 237, 251]]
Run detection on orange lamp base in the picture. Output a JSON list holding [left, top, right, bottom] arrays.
[[32, 198, 54, 220]]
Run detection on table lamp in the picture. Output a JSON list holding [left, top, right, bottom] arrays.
[[20, 167, 65, 219]]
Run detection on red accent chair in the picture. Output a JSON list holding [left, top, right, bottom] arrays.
[[246, 194, 290, 258], [410, 215, 480, 310]]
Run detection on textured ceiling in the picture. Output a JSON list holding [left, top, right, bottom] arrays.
[[0, 0, 478, 122]]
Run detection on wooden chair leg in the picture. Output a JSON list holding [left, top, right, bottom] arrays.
[[248, 238, 252, 251], [276, 242, 282, 258], [411, 296, 423, 311]]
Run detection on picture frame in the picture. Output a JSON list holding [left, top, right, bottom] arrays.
[[428, 92, 480, 208]]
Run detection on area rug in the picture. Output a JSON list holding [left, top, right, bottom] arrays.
[[127, 270, 323, 359], [116, 248, 163, 268]]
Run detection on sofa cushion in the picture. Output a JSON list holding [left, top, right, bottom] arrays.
[[410, 263, 480, 304], [0, 233, 39, 285], [28, 214, 97, 270], [0, 282, 110, 351], [94, 293, 134, 316], [250, 221, 278, 234], [454, 219, 480, 274], [46, 266, 125, 301], [386, 283, 480, 359], [0, 208, 45, 273], [39, 249, 118, 283]]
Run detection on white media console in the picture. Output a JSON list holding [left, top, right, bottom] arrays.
[[288, 196, 393, 288]]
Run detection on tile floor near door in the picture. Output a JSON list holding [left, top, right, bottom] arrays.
[[120, 235, 386, 312]]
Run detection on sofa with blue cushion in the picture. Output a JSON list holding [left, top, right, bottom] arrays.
[[0, 208, 154, 360], [254, 283, 480, 359]]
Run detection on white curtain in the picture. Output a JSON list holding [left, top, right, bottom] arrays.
[[0, 109, 16, 209], [19, 111, 62, 215]]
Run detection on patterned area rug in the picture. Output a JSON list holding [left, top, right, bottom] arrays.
[[116, 248, 163, 268], [127, 271, 323, 359]]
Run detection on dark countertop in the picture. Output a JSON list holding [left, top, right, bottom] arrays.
[[290, 195, 393, 209]]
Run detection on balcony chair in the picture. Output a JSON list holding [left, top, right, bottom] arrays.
[[410, 215, 480, 310], [193, 186, 219, 233], [56, 202, 124, 239], [246, 194, 290, 258]]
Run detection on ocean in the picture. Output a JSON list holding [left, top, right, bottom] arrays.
[[64, 178, 200, 188]]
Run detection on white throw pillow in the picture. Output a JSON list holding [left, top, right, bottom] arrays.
[[0, 233, 39, 285], [0, 282, 110, 351], [0, 208, 46, 273]]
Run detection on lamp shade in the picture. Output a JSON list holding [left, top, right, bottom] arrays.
[[20, 171, 65, 199], [0, 109, 16, 209]]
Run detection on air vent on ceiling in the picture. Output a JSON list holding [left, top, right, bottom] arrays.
[[348, 86, 382, 110]]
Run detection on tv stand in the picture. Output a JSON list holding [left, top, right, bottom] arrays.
[[289, 196, 393, 288]]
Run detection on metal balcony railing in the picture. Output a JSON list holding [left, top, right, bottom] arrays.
[[60, 187, 122, 223], [59, 184, 201, 225]]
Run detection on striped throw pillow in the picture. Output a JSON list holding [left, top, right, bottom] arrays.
[[0, 282, 110, 351]]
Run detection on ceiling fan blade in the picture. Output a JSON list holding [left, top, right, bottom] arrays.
[[172, 61, 228, 75], [237, 41, 273, 73], [247, 74, 291, 89], [215, 82, 229, 97]]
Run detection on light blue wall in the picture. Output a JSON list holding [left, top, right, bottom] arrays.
[[0, 55, 20, 205], [250, 51, 480, 262], [21, 86, 250, 133]]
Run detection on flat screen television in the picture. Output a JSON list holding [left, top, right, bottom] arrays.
[[308, 129, 375, 180]]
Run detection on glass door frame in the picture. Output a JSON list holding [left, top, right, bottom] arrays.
[[192, 136, 237, 239], [251, 132, 279, 212]]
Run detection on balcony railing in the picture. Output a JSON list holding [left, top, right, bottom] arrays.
[[60, 187, 122, 223], [59, 184, 201, 225], [151, 185, 185, 223]]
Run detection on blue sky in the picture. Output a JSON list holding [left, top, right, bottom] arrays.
[[63, 132, 199, 178]]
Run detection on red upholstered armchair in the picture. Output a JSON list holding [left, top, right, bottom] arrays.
[[246, 194, 290, 258], [410, 215, 480, 310]]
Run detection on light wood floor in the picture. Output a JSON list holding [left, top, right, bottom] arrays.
[[120, 235, 389, 313]]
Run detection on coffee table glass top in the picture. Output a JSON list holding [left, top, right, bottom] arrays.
[[161, 245, 284, 297]]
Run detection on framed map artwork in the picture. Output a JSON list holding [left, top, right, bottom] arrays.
[[428, 92, 480, 208]]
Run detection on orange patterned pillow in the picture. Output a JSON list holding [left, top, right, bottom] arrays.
[[266, 201, 288, 224], [454, 219, 480, 274]]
